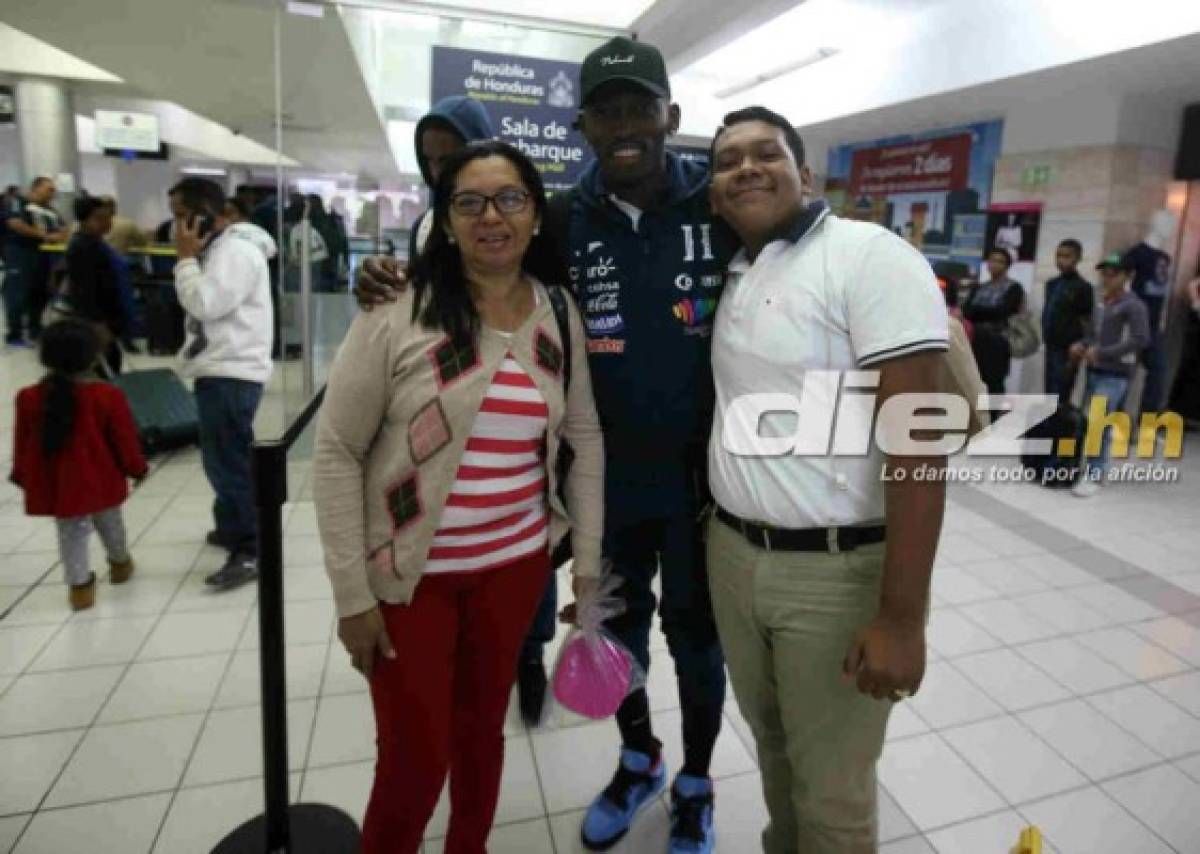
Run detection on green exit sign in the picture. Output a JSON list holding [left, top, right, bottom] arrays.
[[1022, 165, 1052, 188]]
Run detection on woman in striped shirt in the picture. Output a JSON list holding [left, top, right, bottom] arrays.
[[315, 141, 603, 854]]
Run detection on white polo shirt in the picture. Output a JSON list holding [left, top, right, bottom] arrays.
[[709, 203, 949, 529]]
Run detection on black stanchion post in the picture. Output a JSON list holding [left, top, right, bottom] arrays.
[[256, 441, 290, 850], [213, 424, 358, 853]]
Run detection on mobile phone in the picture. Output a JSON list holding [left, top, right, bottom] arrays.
[[189, 213, 214, 238]]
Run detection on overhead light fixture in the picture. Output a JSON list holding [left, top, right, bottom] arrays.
[[287, 1, 326, 18], [181, 166, 228, 176], [715, 47, 839, 99]]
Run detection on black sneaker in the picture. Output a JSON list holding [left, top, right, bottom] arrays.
[[517, 656, 548, 726], [669, 774, 715, 853], [581, 747, 667, 850], [204, 553, 259, 591]]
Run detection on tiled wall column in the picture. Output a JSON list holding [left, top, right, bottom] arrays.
[[991, 145, 1174, 394]]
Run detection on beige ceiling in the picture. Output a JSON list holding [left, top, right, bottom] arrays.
[[2, 0, 399, 182]]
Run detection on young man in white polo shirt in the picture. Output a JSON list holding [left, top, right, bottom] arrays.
[[705, 107, 949, 854]]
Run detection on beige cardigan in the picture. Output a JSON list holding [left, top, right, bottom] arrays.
[[313, 280, 604, 618]]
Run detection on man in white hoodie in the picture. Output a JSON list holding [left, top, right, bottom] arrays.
[[173, 178, 273, 590]]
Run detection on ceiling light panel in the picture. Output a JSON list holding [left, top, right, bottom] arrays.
[[378, 0, 655, 29], [678, 0, 929, 96]]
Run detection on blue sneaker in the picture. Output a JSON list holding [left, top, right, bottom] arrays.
[[581, 747, 667, 850], [5, 339, 33, 350], [669, 774, 715, 853]]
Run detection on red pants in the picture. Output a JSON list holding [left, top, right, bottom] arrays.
[[362, 550, 551, 854]]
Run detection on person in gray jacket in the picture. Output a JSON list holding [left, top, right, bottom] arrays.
[[407, 95, 495, 259], [1070, 252, 1150, 497]]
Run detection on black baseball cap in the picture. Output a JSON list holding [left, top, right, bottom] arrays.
[[580, 36, 670, 106], [1095, 252, 1133, 272]]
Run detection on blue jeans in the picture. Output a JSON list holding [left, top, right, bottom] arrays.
[[195, 377, 263, 556], [2, 250, 34, 342], [1083, 372, 1129, 479]]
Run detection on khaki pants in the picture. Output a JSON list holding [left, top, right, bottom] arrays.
[[706, 515, 892, 854]]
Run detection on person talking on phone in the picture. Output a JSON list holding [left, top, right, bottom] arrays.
[[172, 178, 273, 590]]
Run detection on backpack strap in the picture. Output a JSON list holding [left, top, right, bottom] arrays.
[[543, 185, 577, 393], [546, 285, 572, 395]]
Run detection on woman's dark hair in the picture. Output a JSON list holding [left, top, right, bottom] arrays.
[[38, 320, 102, 455], [306, 194, 328, 219], [74, 195, 107, 223], [409, 140, 566, 348], [284, 193, 304, 224]]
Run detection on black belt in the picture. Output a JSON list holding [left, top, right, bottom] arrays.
[[716, 507, 886, 553]]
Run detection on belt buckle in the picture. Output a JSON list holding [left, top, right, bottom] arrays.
[[762, 527, 772, 551], [826, 527, 840, 554]]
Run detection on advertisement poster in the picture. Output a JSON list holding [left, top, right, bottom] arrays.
[[825, 119, 1004, 271], [983, 202, 1042, 294], [431, 46, 587, 192], [985, 202, 1041, 264]]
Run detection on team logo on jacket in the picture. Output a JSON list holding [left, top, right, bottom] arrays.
[[672, 297, 717, 333], [585, 292, 619, 312], [586, 313, 625, 335]]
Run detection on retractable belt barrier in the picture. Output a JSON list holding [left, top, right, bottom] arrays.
[[213, 386, 360, 854]]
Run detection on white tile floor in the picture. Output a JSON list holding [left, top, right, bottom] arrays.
[[3, 344, 1200, 853]]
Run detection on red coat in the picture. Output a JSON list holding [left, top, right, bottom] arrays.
[[10, 380, 148, 517]]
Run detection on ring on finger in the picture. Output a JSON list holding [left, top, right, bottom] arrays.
[[891, 689, 912, 702]]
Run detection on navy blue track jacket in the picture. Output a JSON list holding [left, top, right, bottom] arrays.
[[562, 153, 737, 522]]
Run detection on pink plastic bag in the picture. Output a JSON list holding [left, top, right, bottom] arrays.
[[551, 574, 645, 720]]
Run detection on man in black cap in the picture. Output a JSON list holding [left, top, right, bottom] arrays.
[[356, 35, 733, 854], [563, 36, 734, 854]]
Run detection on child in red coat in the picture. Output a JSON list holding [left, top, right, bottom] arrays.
[[10, 320, 148, 610]]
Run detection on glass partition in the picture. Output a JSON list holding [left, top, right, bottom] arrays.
[[0, 0, 617, 448], [274, 1, 614, 433]]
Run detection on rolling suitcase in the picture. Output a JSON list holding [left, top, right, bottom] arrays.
[[144, 285, 185, 355], [112, 368, 199, 456], [1023, 363, 1087, 487]]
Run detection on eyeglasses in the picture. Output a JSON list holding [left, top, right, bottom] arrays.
[[449, 188, 531, 218]]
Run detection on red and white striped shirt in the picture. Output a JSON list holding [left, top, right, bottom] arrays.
[[425, 352, 550, 574]]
